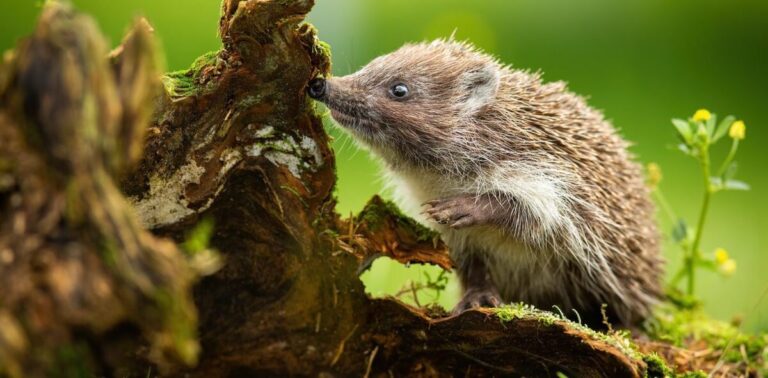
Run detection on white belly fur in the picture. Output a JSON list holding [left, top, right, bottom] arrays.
[[384, 166, 571, 306]]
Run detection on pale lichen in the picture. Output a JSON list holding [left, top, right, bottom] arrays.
[[130, 160, 205, 228], [265, 151, 304, 178], [130, 124, 322, 228], [300, 135, 323, 166], [245, 128, 323, 178]]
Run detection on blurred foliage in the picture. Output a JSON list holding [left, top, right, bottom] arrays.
[[645, 300, 768, 375], [2, 0, 766, 331], [181, 217, 223, 277], [181, 217, 215, 256]]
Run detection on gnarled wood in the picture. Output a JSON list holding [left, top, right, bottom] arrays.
[[120, 0, 647, 375], [343, 196, 453, 273]]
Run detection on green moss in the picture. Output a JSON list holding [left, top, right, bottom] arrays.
[[493, 304, 712, 377], [162, 50, 221, 98], [299, 22, 332, 75], [181, 217, 214, 255], [643, 353, 673, 378], [644, 301, 766, 373], [493, 296, 763, 376], [315, 40, 332, 65], [50, 342, 93, 378], [150, 288, 199, 365], [494, 304, 644, 362], [642, 352, 708, 378], [357, 197, 439, 243], [496, 303, 559, 325]]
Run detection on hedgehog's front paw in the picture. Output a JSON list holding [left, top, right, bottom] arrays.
[[452, 287, 503, 315], [422, 195, 489, 228]]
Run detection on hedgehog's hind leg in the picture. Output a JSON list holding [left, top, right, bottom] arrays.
[[452, 252, 502, 315]]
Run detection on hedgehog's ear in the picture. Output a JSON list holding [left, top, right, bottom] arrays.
[[459, 63, 500, 116]]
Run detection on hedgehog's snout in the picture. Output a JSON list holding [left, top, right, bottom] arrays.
[[307, 77, 327, 99]]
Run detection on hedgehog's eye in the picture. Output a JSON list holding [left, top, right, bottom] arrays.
[[389, 83, 409, 99]]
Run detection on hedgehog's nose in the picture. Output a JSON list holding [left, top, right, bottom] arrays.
[[307, 78, 327, 99]]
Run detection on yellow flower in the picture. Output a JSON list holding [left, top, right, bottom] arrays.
[[719, 259, 737, 276], [729, 120, 746, 140], [646, 163, 662, 188], [714, 248, 729, 264], [692, 108, 711, 122]]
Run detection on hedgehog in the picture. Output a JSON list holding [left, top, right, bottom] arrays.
[[307, 39, 663, 327]]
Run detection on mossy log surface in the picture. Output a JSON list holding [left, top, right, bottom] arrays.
[[0, 0, 753, 377]]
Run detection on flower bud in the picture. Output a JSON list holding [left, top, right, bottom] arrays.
[[729, 120, 746, 140], [714, 248, 729, 264], [692, 108, 711, 122], [646, 163, 662, 188]]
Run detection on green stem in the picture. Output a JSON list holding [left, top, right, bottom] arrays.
[[669, 265, 687, 287], [687, 146, 713, 296], [652, 188, 677, 225], [716, 139, 739, 178]]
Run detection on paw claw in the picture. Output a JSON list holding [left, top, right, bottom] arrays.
[[422, 195, 486, 228], [451, 288, 503, 315], [449, 216, 472, 229]]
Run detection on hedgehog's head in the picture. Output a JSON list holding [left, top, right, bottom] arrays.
[[308, 40, 502, 167]]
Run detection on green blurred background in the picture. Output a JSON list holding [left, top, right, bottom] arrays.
[[2, 0, 766, 330]]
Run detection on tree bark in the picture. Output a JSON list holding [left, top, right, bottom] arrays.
[[1, 1, 739, 377], [0, 3, 208, 376]]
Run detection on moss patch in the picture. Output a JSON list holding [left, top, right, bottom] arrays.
[[314, 40, 332, 67], [644, 301, 767, 374], [494, 304, 642, 360], [492, 295, 768, 376], [496, 303, 558, 325], [150, 288, 199, 365], [162, 50, 221, 98], [642, 352, 673, 378], [298, 22, 332, 75], [492, 304, 724, 377], [358, 197, 439, 243]]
